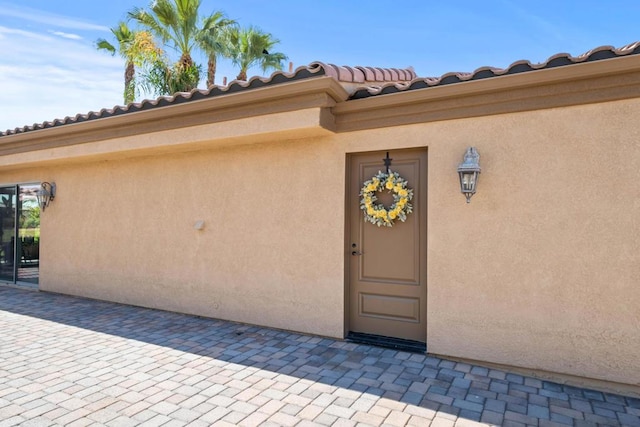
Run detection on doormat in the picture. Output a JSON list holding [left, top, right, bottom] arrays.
[[346, 332, 426, 353]]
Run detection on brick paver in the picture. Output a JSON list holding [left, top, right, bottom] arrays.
[[0, 287, 639, 426]]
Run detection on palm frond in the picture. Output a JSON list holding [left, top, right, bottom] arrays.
[[129, 6, 173, 47], [95, 39, 116, 55], [226, 26, 288, 80]]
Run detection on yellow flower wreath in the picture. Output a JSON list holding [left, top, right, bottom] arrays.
[[360, 170, 413, 227]]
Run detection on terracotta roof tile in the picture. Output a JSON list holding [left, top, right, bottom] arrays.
[[1, 61, 416, 137], [350, 41, 640, 99], [2, 42, 639, 137], [0, 64, 330, 137], [0, 62, 415, 137], [308, 62, 416, 84]]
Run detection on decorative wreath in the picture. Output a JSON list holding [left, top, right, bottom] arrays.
[[360, 170, 414, 227]]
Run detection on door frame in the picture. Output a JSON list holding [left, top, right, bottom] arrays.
[[0, 181, 42, 289], [344, 148, 428, 341]]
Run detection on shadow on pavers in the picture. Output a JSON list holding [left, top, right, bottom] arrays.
[[1, 286, 639, 426]]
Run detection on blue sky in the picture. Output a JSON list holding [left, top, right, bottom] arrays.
[[0, 0, 637, 131]]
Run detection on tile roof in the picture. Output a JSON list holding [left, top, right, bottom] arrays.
[[0, 65, 328, 137], [350, 41, 640, 99], [0, 62, 415, 138], [313, 63, 416, 83], [2, 41, 639, 138]]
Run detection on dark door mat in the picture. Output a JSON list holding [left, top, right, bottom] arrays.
[[346, 332, 426, 353]]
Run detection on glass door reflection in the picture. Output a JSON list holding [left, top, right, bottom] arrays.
[[0, 186, 16, 282], [18, 185, 39, 284]]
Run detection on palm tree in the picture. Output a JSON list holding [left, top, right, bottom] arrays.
[[197, 11, 236, 87], [129, 0, 234, 91], [129, 0, 201, 92], [227, 26, 288, 81], [129, 0, 199, 68], [142, 59, 202, 97], [96, 22, 161, 104]]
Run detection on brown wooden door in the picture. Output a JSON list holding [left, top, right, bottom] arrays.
[[348, 148, 427, 342]]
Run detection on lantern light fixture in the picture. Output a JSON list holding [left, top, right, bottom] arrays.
[[37, 182, 56, 211], [457, 147, 481, 203]]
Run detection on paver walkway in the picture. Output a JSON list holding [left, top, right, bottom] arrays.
[[0, 287, 638, 427]]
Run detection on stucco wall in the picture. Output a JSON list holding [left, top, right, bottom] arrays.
[[341, 97, 640, 387], [3, 138, 347, 338], [0, 96, 638, 388]]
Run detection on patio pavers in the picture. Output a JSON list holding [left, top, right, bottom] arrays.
[[0, 286, 638, 427]]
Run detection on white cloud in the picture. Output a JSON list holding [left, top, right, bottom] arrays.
[[0, 3, 278, 132], [50, 31, 83, 41], [0, 24, 124, 131], [0, 25, 53, 42], [0, 3, 109, 32]]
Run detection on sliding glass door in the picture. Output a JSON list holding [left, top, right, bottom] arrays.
[[0, 184, 40, 286], [18, 185, 40, 284], [0, 186, 16, 282]]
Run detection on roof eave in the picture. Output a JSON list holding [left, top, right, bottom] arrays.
[[333, 54, 640, 131], [0, 76, 349, 148], [338, 54, 640, 113]]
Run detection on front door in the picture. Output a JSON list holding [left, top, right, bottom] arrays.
[[348, 148, 427, 342]]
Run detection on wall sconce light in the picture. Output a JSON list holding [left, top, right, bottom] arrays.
[[457, 147, 481, 203], [37, 182, 56, 211]]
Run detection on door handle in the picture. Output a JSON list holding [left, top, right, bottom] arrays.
[[351, 251, 362, 256]]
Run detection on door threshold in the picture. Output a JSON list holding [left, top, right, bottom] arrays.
[[346, 332, 426, 353], [0, 282, 38, 291]]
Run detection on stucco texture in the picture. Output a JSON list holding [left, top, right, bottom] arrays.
[[19, 138, 346, 338], [0, 96, 638, 390], [342, 98, 640, 388]]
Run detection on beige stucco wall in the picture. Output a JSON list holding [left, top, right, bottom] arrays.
[[341, 97, 640, 388], [0, 136, 348, 338], [0, 96, 638, 389]]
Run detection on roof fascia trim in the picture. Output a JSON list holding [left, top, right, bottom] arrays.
[[0, 76, 349, 146], [335, 55, 640, 115]]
